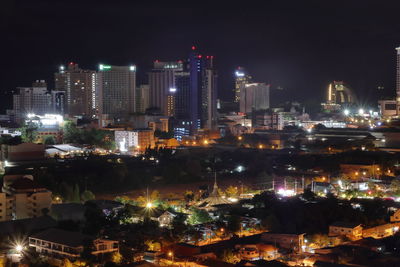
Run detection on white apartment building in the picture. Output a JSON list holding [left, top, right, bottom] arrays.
[[0, 175, 52, 221]]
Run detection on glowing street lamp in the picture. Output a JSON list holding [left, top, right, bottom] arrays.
[[15, 245, 23, 253], [146, 202, 153, 209], [238, 136, 243, 141], [344, 109, 350, 116], [168, 251, 174, 262]]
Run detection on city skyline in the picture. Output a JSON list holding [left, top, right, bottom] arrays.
[[2, 1, 400, 112]]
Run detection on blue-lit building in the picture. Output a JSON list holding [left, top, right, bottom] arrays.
[[171, 47, 218, 140]]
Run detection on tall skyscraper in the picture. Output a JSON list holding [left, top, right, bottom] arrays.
[[396, 47, 400, 102], [54, 62, 97, 117], [239, 83, 270, 114], [234, 67, 252, 103], [13, 81, 65, 123], [97, 64, 136, 119], [136, 84, 150, 113], [148, 61, 183, 116], [187, 46, 218, 133]]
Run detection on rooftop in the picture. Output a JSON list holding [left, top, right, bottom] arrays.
[[30, 228, 93, 247], [330, 221, 362, 228]]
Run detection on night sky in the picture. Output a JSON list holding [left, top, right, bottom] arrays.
[[2, 0, 400, 113]]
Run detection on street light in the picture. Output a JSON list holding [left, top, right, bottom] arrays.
[[15, 245, 23, 253], [168, 251, 174, 262], [146, 202, 153, 209]]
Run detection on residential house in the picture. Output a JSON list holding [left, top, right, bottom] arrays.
[[261, 233, 305, 253], [329, 222, 363, 239], [29, 228, 118, 260]]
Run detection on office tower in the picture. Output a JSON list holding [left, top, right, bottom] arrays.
[[234, 67, 252, 103], [97, 64, 136, 119], [174, 72, 191, 139], [322, 81, 355, 112], [188, 47, 218, 132], [13, 81, 65, 123], [136, 84, 150, 113], [239, 83, 270, 114], [202, 68, 218, 130], [54, 62, 97, 117], [396, 47, 400, 102], [148, 61, 183, 116]]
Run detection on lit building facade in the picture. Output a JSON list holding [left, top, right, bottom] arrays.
[[97, 64, 136, 119], [148, 61, 183, 116], [54, 62, 97, 117], [322, 81, 355, 111], [115, 129, 155, 153], [234, 67, 252, 103], [239, 83, 270, 114], [13, 81, 65, 123], [0, 176, 52, 221], [188, 47, 218, 133], [136, 84, 150, 113]]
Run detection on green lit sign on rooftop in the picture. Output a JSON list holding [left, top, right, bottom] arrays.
[[99, 64, 112, 70]]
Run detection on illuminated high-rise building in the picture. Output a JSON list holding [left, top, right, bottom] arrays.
[[239, 83, 270, 114], [97, 64, 136, 120], [13, 81, 65, 123], [54, 62, 97, 117], [136, 84, 150, 113], [234, 67, 252, 103], [396, 47, 400, 102], [188, 46, 218, 133], [322, 81, 355, 111], [148, 61, 183, 116]]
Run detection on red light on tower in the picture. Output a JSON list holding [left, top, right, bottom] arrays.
[[206, 56, 210, 59], [69, 62, 74, 65], [198, 55, 202, 59], [154, 59, 159, 63], [211, 56, 214, 59], [192, 46, 196, 50]]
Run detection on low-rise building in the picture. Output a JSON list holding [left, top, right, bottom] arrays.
[[0, 176, 52, 221], [235, 244, 279, 261], [261, 233, 305, 253], [329, 222, 363, 239], [115, 129, 155, 153], [29, 228, 118, 260], [0, 143, 45, 162]]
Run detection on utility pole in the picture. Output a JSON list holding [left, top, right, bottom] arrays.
[[272, 179, 275, 191]]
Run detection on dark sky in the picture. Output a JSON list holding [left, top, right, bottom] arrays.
[[2, 0, 400, 112]]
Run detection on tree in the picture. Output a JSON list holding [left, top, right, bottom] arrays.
[[19, 121, 38, 143], [227, 215, 241, 234], [62, 121, 81, 143], [110, 251, 123, 264], [81, 190, 95, 202], [302, 188, 316, 201], [43, 135, 56, 145], [188, 208, 212, 225], [184, 190, 195, 203], [60, 258, 73, 267], [221, 249, 240, 264], [72, 184, 81, 203], [390, 179, 400, 195], [144, 240, 161, 251], [225, 186, 239, 197]]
